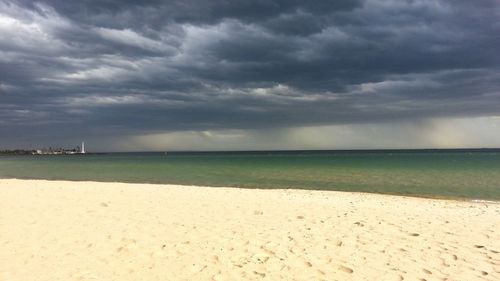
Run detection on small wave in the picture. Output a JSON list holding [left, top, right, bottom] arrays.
[[470, 199, 500, 204]]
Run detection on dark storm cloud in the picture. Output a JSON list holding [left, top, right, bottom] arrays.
[[15, 0, 361, 27], [0, 0, 499, 147]]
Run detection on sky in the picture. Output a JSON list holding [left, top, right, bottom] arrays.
[[0, 0, 499, 151]]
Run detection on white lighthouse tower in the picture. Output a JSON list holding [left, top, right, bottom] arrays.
[[81, 142, 86, 154]]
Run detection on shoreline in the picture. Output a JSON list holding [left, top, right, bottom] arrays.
[[1, 176, 499, 203], [1, 179, 499, 280]]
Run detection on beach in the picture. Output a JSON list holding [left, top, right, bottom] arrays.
[[0, 179, 499, 280]]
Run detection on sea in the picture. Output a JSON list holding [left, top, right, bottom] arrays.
[[1, 149, 500, 200]]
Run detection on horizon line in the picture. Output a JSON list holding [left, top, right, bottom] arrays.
[[88, 147, 500, 153]]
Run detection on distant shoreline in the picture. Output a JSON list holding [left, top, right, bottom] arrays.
[[3, 147, 500, 156]]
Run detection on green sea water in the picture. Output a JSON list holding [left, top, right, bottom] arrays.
[[1, 150, 500, 200]]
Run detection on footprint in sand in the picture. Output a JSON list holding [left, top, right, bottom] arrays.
[[212, 273, 223, 281], [253, 271, 266, 277], [422, 268, 432, 275], [189, 264, 208, 275], [230, 255, 251, 267], [338, 265, 353, 274], [251, 253, 270, 264], [115, 238, 138, 254], [72, 271, 99, 281]]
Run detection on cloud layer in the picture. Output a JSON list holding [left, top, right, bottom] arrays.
[[0, 0, 499, 150]]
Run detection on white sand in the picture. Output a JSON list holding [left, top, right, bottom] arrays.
[[0, 179, 499, 281]]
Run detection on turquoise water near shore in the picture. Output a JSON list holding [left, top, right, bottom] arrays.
[[1, 150, 500, 200]]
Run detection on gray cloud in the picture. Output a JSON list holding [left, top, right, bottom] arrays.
[[0, 0, 499, 149]]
